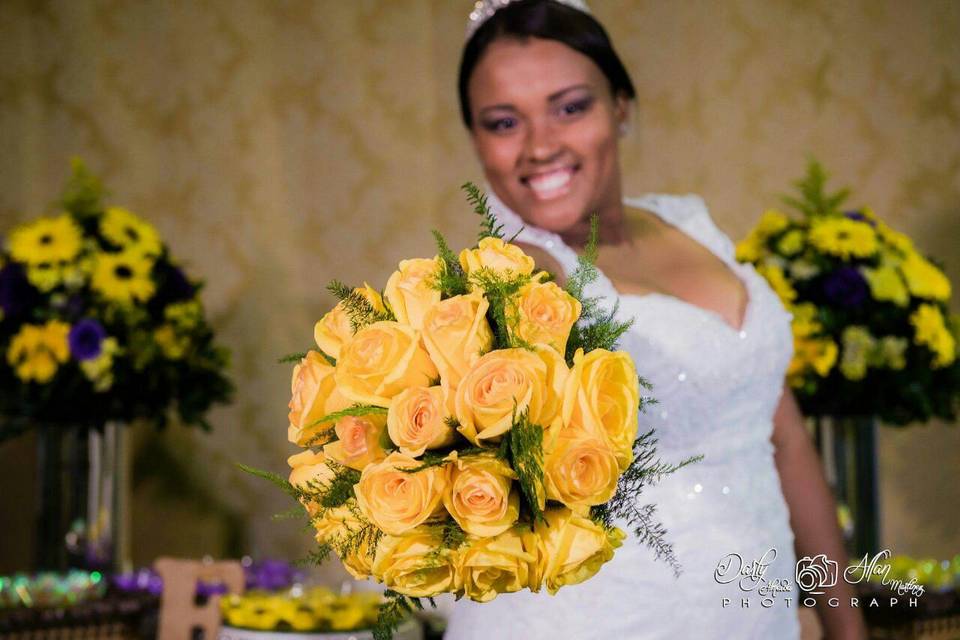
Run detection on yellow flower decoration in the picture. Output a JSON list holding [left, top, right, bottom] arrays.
[[910, 304, 955, 367], [877, 336, 907, 371], [789, 302, 822, 338], [91, 250, 156, 304], [100, 207, 163, 257], [6, 320, 71, 383], [808, 217, 878, 260], [839, 326, 876, 381], [7, 214, 83, 266], [735, 230, 765, 263], [756, 263, 797, 303], [756, 209, 790, 236], [876, 220, 914, 255], [899, 253, 951, 301], [788, 336, 838, 386], [26, 262, 64, 292], [154, 324, 190, 359], [861, 265, 909, 307], [775, 229, 805, 256]]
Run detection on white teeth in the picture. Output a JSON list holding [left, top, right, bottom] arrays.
[[527, 168, 574, 200]]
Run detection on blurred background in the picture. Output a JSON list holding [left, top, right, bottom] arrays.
[[0, 0, 957, 627]]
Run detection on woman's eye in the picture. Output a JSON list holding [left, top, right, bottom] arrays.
[[482, 117, 517, 132], [559, 98, 593, 117]]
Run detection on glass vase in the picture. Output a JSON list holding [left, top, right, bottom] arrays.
[[812, 415, 880, 559], [34, 421, 130, 572]]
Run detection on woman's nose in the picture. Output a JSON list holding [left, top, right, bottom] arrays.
[[523, 119, 561, 164]]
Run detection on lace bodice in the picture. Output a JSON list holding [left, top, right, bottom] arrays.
[[444, 191, 802, 639]]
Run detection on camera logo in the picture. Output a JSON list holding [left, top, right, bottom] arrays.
[[795, 554, 838, 595]]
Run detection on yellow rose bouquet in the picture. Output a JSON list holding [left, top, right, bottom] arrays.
[[737, 161, 960, 425], [246, 184, 698, 640]]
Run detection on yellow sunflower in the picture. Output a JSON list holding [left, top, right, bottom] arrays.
[[899, 252, 951, 301], [6, 320, 71, 383], [91, 250, 156, 304], [100, 207, 163, 257], [909, 303, 955, 367], [735, 229, 766, 263], [7, 214, 83, 266], [756, 263, 797, 303], [775, 229, 805, 257], [788, 336, 838, 386], [808, 217, 878, 260]]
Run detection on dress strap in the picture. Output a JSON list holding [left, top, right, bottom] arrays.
[[625, 193, 737, 267]]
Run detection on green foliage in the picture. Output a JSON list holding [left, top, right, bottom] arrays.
[[591, 430, 702, 577], [278, 351, 309, 364], [59, 157, 107, 219], [326, 280, 395, 331], [374, 591, 424, 640], [237, 463, 299, 499], [469, 267, 533, 350], [430, 229, 469, 297], [562, 215, 636, 363], [504, 407, 546, 523], [780, 158, 850, 218], [462, 181, 504, 241], [303, 404, 389, 440]]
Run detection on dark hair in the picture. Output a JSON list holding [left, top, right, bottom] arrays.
[[458, 0, 636, 129]]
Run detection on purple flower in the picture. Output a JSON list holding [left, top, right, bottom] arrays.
[[245, 559, 301, 591], [823, 267, 869, 308], [844, 210, 876, 227], [69, 318, 107, 361]]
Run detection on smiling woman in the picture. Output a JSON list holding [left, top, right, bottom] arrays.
[[445, 1, 868, 639]]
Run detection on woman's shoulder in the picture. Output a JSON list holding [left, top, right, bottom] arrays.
[[625, 192, 736, 263]]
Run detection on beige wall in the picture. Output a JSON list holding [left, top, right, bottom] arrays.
[[0, 0, 957, 572]]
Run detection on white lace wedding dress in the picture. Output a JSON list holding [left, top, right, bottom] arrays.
[[444, 192, 801, 639]]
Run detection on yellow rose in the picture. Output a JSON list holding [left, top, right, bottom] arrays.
[[459, 527, 536, 602], [559, 348, 639, 470], [384, 257, 442, 330], [421, 291, 494, 390], [312, 499, 364, 543], [387, 386, 456, 457], [443, 453, 519, 537], [510, 280, 582, 355], [340, 533, 377, 580], [323, 413, 388, 471], [335, 321, 438, 406], [544, 433, 619, 508], [459, 237, 535, 280], [287, 351, 351, 447], [372, 530, 459, 597], [314, 283, 386, 359], [531, 508, 625, 595], [354, 452, 447, 535], [288, 450, 337, 518], [455, 344, 568, 445]]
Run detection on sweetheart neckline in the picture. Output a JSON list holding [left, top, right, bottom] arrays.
[[612, 262, 757, 337]]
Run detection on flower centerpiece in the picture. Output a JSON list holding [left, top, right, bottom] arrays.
[[0, 159, 234, 569], [247, 184, 698, 640], [736, 161, 959, 424], [736, 160, 959, 557], [1, 160, 233, 437]]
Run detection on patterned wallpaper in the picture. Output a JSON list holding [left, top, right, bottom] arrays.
[[0, 0, 957, 571]]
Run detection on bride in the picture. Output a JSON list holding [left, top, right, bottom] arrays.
[[444, 1, 866, 638]]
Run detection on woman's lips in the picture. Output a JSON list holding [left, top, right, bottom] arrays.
[[521, 166, 579, 201]]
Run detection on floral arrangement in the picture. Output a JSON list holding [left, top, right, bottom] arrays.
[[220, 588, 385, 633], [737, 161, 960, 424], [0, 160, 233, 439], [248, 184, 696, 639]]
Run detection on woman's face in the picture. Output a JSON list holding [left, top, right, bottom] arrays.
[[467, 36, 629, 234]]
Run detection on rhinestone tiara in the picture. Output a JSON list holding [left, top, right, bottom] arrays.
[[466, 0, 592, 41]]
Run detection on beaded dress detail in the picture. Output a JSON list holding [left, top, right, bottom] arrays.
[[445, 191, 801, 639]]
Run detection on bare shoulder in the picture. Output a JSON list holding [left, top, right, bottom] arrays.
[[514, 241, 567, 287]]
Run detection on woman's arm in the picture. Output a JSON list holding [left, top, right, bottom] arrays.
[[771, 384, 868, 640]]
